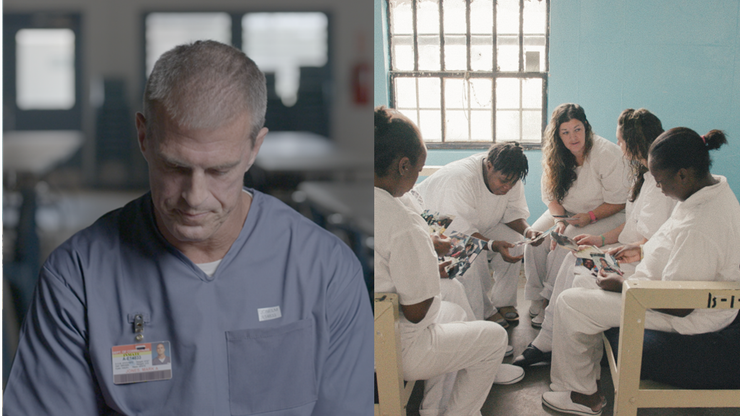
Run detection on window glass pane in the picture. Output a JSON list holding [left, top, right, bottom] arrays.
[[522, 110, 542, 143], [395, 77, 418, 108], [496, 35, 519, 71], [496, 78, 520, 109], [146, 13, 231, 76], [470, 0, 493, 35], [418, 78, 441, 109], [399, 109, 419, 128], [392, 37, 415, 70], [444, 78, 466, 109], [524, 36, 546, 72], [444, 36, 466, 70], [522, 78, 543, 109], [443, 0, 466, 34], [496, 110, 520, 141], [445, 110, 469, 141], [243, 12, 328, 107], [470, 110, 492, 141], [417, 0, 440, 34], [523, 0, 547, 35], [390, 0, 414, 35], [496, 0, 520, 35], [418, 35, 441, 70], [469, 78, 492, 109], [16, 29, 75, 110], [471, 35, 493, 71], [419, 110, 442, 141]]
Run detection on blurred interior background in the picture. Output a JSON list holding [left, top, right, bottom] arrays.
[[3, 0, 374, 386]]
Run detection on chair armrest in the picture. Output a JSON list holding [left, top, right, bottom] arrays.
[[618, 280, 740, 377], [622, 280, 740, 310]]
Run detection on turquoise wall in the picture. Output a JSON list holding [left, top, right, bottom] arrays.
[[376, 0, 740, 221]]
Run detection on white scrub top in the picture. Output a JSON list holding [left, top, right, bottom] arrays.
[[619, 171, 676, 244], [374, 187, 442, 331], [415, 153, 530, 237], [633, 176, 740, 334], [543, 135, 631, 213]]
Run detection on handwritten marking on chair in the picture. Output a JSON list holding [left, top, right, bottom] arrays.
[[707, 293, 740, 308]]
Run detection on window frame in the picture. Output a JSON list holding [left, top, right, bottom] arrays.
[[3, 12, 83, 131], [385, 0, 550, 149], [140, 9, 334, 138]]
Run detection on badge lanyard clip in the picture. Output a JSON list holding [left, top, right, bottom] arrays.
[[134, 314, 145, 341]]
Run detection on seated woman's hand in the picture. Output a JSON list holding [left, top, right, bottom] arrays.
[[596, 272, 625, 292], [431, 234, 452, 256], [526, 229, 545, 247], [574, 234, 600, 247], [550, 221, 568, 251], [567, 212, 591, 228], [608, 244, 641, 264], [438, 259, 452, 279], [490, 241, 524, 263]]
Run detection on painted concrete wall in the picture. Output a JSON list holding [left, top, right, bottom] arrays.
[[377, 0, 740, 220]]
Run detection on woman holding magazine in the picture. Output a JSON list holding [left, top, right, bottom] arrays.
[[373, 106, 522, 416], [523, 103, 631, 327], [515, 108, 676, 367], [542, 127, 740, 416]]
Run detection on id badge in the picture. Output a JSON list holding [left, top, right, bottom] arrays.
[[112, 341, 172, 384]]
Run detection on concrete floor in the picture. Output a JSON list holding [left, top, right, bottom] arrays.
[[406, 266, 739, 416]]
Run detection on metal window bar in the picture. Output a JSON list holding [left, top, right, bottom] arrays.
[[387, 0, 548, 148]]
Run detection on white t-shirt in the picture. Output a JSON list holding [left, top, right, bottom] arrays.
[[618, 171, 677, 244], [633, 176, 740, 334], [414, 153, 530, 236], [542, 135, 631, 213], [374, 187, 441, 328]]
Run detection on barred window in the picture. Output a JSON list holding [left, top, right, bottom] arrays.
[[386, 0, 549, 148]]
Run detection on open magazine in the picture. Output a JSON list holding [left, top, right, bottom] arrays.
[[420, 210, 485, 279], [550, 231, 623, 276], [421, 210, 455, 234], [443, 231, 486, 279]]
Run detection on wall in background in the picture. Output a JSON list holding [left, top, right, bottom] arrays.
[[6, 0, 374, 186], [378, 0, 740, 221]]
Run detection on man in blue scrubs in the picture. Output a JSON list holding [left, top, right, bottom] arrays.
[[4, 41, 373, 415]]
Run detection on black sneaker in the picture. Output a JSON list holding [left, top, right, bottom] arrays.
[[512, 343, 551, 368]]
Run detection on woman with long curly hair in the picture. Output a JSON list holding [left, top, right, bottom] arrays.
[[523, 103, 631, 328], [514, 108, 676, 368]]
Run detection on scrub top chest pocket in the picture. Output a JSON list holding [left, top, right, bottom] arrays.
[[226, 318, 317, 415]]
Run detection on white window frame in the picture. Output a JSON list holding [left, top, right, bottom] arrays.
[[386, 0, 550, 149]]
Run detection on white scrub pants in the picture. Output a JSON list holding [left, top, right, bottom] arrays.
[[440, 278, 476, 322], [524, 211, 625, 302], [532, 252, 638, 352], [402, 302, 507, 416], [550, 284, 679, 395], [457, 223, 523, 320]]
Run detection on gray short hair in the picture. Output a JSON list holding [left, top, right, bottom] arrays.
[[143, 40, 267, 143]]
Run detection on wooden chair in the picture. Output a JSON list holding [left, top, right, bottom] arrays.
[[603, 280, 740, 415], [375, 292, 415, 416]]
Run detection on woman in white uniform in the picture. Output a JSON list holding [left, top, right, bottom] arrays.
[[542, 127, 740, 416], [515, 108, 676, 367], [413, 143, 542, 326], [524, 103, 631, 327], [373, 106, 523, 416]]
